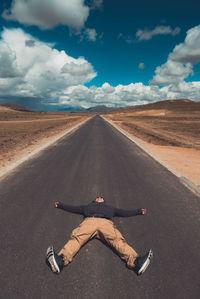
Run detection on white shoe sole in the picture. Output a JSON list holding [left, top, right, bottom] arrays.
[[138, 249, 153, 275], [46, 246, 60, 274]]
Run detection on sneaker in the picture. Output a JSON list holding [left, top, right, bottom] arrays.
[[134, 249, 153, 276], [46, 245, 64, 274]]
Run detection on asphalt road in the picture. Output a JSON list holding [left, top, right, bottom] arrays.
[[0, 115, 200, 299]]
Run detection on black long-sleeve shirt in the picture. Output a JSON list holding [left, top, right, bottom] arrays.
[[57, 201, 143, 219]]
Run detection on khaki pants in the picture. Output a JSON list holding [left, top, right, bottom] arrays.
[[58, 217, 139, 268]]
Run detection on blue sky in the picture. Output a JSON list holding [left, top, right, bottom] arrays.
[[0, 0, 200, 111]]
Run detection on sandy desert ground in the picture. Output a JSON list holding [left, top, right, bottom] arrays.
[[0, 105, 90, 176], [103, 99, 200, 190]]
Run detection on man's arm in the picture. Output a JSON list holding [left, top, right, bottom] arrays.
[[114, 207, 147, 217], [54, 202, 85, 215]]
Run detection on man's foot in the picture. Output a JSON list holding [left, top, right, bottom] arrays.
[[46, 245, 64, 274], [134, 249, 153, 276]]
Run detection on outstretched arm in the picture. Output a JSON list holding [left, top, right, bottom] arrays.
[[114, 207, 147, 217], [54, 202, 85, 215]]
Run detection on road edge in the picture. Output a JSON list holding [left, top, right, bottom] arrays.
[[0, 117, 91, 181], [102, 116, 200, 196]]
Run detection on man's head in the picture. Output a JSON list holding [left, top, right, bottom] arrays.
[[95, 197, 104, 203]]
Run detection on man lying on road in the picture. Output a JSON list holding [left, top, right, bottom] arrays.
[[46, 197, 153, 276]]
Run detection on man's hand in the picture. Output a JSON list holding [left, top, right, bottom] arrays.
[[141, 208, 147, 215], [54, 202, 59, 208]]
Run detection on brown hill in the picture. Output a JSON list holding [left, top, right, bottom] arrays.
[[0, 105, 16, 112], [1, 102, 33, 112], [105, 99, 200, 149], [114, 99, 200, 114]]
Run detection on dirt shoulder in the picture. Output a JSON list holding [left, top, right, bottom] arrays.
[[103, 115, 200, 189]]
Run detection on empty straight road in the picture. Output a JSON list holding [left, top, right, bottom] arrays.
[[0, 115, 200, 299]]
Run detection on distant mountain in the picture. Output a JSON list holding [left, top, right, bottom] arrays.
[[1, 102, 33, 112], [55, 106, 85, 113], [65, 105, 117, 113], [85, 105, 117, 113]]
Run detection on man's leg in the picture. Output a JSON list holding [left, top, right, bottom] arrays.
[[98, 219, 139, 269], [58, 218, 98, 266]]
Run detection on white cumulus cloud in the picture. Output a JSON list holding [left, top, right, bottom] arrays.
[[136, 26, 181, 41], [0, 28, 96, 100], [2, 0, 90, 30], [60, 80, 200, 109], [151, 25, 200, 86], [61, 82, 162, 108], [159, 81, 200, 101], [151, 60, 193, 85], [102, 83, 115, 93], [0, 42, 21, 78], [84, 28, 97, 42], [169, 25, 200, 64]]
